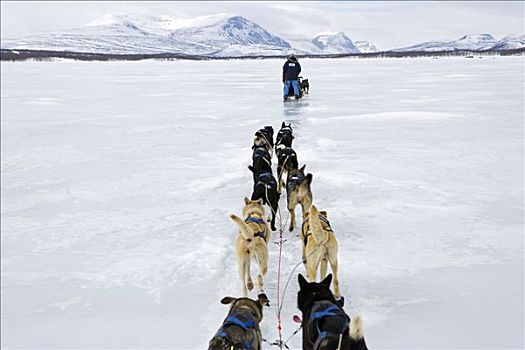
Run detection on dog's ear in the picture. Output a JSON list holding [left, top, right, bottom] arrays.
[[244, 197, 251, 205], [281, 122, 286, 128], [300, 164, 306, 173], [248, 165, 254, 173], [321, 274, 332, 288], [221, 296, 236, 305], [257, 293, 270, 307], [298, 274, 309, 289], [306, 173, 313, 185], [256, 198, 264, 206]]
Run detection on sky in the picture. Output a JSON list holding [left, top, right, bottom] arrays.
[[1, 1, 524, 50]]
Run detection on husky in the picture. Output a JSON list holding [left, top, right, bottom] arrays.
[[230, 197, 271, 297], [297, 274, 368, 350], [301, 205, 341, 298], [276, 146, 298, 193], [286, 164, 313, 232], [300, 77, 310, 95], [275, 122, 294, 159], [253, 126, 274, 157], [208, 294, 269, 350], [250, 146, 272, 183], [248, 169, 280, 231]]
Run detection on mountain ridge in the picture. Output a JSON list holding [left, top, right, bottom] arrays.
[[1, 14, 523, 56]]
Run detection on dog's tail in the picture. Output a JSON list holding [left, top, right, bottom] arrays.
[[349, 315, 364, 340], [308, 205, 325, 244], [230, 214, 253, 241]]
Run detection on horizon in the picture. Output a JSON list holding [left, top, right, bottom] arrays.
[[1, 1, 524, 50]]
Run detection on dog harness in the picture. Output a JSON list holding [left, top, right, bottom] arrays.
[[302, 215, 333, 246], [245, 216, 267, 240], [308, 301, 350, 350], [218, 312, 257, 350], [256, 172, 276, 188]]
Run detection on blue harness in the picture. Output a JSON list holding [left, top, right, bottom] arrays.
[[310, 302, 350, 348], [218, 315, 256, 350], [245, 216, 267, 240]]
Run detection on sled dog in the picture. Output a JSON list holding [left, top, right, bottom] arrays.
[[230, 198, 271, 297], [208, 294, 269, 350], [286, 164, 313, 232], [301, 205, 341, 298], [276, 146, 298, 193], [250, 146, 272, 183], [253, 126, 274, 157], [248, 169, 280, 231], [300, 78, 310, 95], [275, 122, 294, 159], [297, 274, 368, 350]]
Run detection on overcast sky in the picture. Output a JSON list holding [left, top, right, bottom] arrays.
[[1, 1, 524, 50]]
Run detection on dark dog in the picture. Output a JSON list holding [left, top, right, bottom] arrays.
[[208, 295, 269, 350], [249, 169, 280, 231], [276, 146, 298, 193], [253, 126, 274, 157], [276, 122, 294, 159], [286, 164, 313, 231], [298, 274, 368, 350], [250, 146, 272, 183], [300, 77, 310, 95]]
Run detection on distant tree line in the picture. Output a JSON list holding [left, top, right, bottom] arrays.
[[1, 48, 524, 62]]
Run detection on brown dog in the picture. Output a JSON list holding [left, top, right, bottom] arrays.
[[230, 197, 271, 297], [208, 295, 269, 350], [301, 205, 341, 298]]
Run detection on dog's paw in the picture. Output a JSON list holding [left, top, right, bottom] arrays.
[[247, 280, 254, 291], [289, 224, 294, 232]]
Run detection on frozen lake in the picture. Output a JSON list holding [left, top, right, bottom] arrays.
[[1, 57, 524, 349]]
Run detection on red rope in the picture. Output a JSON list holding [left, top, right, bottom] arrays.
[[276, 226, 284, 349]]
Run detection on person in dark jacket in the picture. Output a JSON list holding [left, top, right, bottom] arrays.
[[282, 54, 301, 101]]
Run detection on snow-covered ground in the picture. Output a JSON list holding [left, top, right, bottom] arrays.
[[1, 57, 523, 349]]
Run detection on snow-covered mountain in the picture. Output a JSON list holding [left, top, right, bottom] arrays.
[[311, 32, 360, 54], [0, 15, 212, 55], [490, 34, 525, 50], [1, 14, 374, 56], [1, 14, 521, 57], [354, 40, 380, 53], [169, 15, 291, 56], [394, 33, 525, 52]]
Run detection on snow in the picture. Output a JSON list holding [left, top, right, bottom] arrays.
[[396, 33, 525, 52], [1, 57, 524, 349]]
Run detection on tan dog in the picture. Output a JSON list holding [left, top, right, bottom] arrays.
[[300, 204, 341, 298], [230, 197, 271, 297]]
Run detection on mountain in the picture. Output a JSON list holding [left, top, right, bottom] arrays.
[[394, 33, 524, 52], [0, 15, 210, 55], [1, 15, 521, 57], [280, 32, 368, 54], [354, 40, 380, 53], [489, 34, 525, 50], [169, 15, 291, 56], [311, 32, 359, 54]]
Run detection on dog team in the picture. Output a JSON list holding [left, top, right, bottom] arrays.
[[208, 123, 369, 350]]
